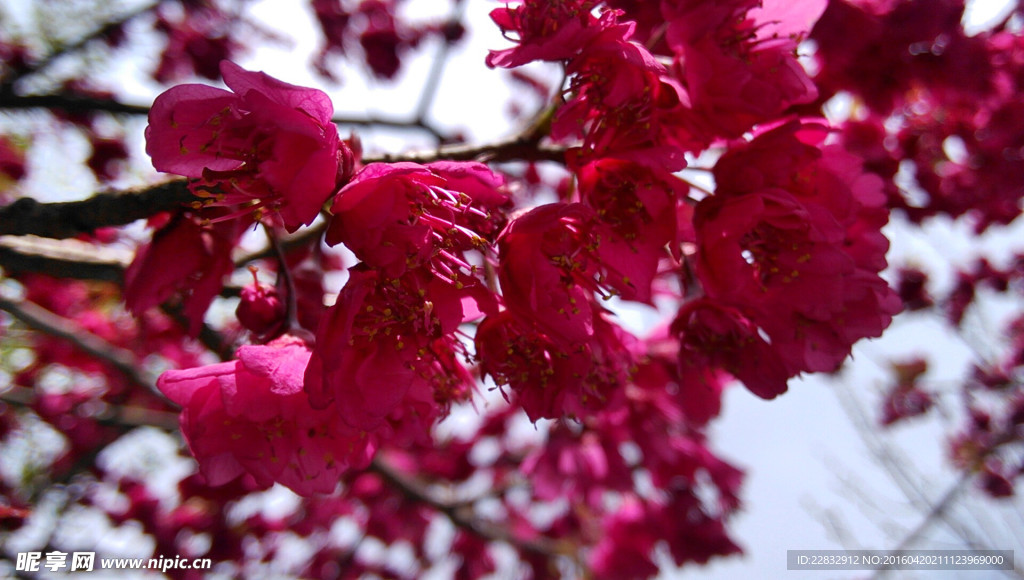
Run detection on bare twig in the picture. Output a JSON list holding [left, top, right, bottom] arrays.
[[411, 0, 467, 140], [0, 93, 153, 116], [368, 456, 567, 560], [869, 474, 972, 580], [0, 93, 457, 139], [364, 136, 565, 165], [832, 376, 1023, 579], [0, 1, 161, 92], [233, 221, 328, 266]]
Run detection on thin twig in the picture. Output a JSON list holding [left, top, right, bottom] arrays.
[[0, 93, 153, 116], [833, 377, 1006, 566], [869, 473, 972, 579], [412, 0, 467, 138], [0, 93, 458, 138], [263, 224, 299, 332], [0, 1, 161, 92], [364, 136, 565, 165], [368, 456, 566, 560], [233, 221, 327, 266]]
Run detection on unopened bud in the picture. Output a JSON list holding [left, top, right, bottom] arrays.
[[236, 267, 286, 338]]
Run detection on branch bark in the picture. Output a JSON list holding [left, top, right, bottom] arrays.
[[0, 180, 194, 239], [0, 235, 130, 281], [0, 139, 565, 240], [0, 295, 167, 404]]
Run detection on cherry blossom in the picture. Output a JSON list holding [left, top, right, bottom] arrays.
[[157, 336, 373, 495], [146, 61, 348, 232]]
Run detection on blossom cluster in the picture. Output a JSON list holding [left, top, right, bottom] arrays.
[[91, 0, 911, 574], [19, 0, 1024, 577]]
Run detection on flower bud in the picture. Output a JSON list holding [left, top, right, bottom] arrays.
[[236, 268, 286, 339]]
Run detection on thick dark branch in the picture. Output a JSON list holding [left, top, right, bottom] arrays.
[[0, 136, 565, 241], [0, 235, 129, 281], [0, 180, 194, 239], [0, 231, 315, 285]]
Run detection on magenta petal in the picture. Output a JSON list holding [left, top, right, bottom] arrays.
[[750, 0, 828, 41], [145, 84, 240, 176], [236, 342, 311, 396], [156, 362, 234, 406], [220, 60, 334, 125]]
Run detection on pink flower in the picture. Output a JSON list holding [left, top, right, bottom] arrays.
[[685, 120, 901, 394], [589, 497, 661, 580], [811, 0, 991, 112], [325, 161, 509, 278], [485, 0, 610, 68], [575, 158, 689, 300], [497, 202, 649, 343], [475, 310, 634, 420], [662, 0, 820, 141], [673, 36, 818, 140], [157, 337, 373, 495], [660, 489, 743, 566], [878, 358, 932, 426], [124, 211, 244, 335], [358, 0, 405, 79], [153, 5, 238, 83], [672, 298, 790, 399], [748, 0, 828, 44], [633, 328, 726, 427], [235, 268, 286, 340], [552, 21, 693, 168], [521, 425, 632, 507], [497, 203, 598, 344], [695, 189, 853, 327], [309, 161, 508, 442], [304, 267, 478, 435], [146, 60, 346, 232]]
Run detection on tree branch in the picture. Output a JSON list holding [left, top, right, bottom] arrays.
[[0, 235, 130, 281], [411, 0, 467, 138], [0, 93, 455, 138], [0, 180, 194, 239], [368, 456, 567, 560], [0, 230, 319, 286], [0, 137, 566, 241], [1, 385, 179, 431], [365, 136, 566, 165], [0, 295, 168, 404], [0, 1, 161, 92], [0, 93, 153, 116]]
